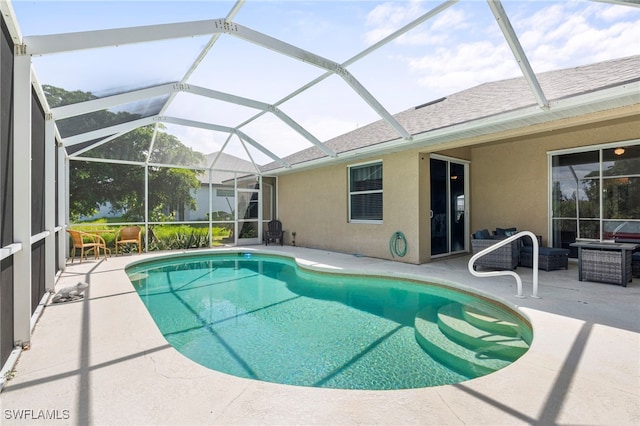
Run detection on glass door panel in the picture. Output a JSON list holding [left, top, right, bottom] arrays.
[[450, 163, 466, 253], [431, 157, 467, 257], [430, 158, 448, 256], [237, 189, 260, 244]]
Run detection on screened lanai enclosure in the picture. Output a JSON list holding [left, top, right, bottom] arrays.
[[1, 0, 640, 377]]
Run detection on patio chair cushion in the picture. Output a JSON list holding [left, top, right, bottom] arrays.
[[520, 246, 569, 256], [474, 229, 492, 239], [495, 227, 517, 237]]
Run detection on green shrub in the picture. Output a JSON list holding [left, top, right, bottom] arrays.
[[70, 220, 235, 251]]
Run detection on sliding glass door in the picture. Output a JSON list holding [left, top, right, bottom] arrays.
[[550, 143, 640, 256], [236, 176, 261, 245], [431, 156, 468, 257]]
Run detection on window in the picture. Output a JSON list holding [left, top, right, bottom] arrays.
[[216, 189, 234, 198], [551, 143, 640, 255], [349, 161, 382, 222]]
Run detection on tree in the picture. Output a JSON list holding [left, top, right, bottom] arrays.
[[583, 155, 640, 220], [43, 85, 205, 221]]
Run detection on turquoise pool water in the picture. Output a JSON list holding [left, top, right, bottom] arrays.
[[126, 252, 532, 390]]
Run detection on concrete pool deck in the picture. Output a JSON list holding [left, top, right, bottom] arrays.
[[1, 246, 638, 425]]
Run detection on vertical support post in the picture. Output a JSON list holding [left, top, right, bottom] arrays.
[[44, 116, 55, 290], [12, 52, 31, 346], [63, 153, 70, 262], [208, 169, 213, 247], [57, 146, 67, 268], [144, 163, 149, 253], [233, 173, 238, 245], [258, 175, 263, 244]]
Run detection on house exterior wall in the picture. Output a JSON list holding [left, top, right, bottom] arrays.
[[470, 115, 640, 245], [278, 150, 422, 263], [276, 111, 638, 264], [189, 185, 235, 221]]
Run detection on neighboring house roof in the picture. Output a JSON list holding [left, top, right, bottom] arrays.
[[261, 55, 640, 173], [199, 152, 258, 185]]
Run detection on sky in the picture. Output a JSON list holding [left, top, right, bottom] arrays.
[[10, 0, 640, 166]]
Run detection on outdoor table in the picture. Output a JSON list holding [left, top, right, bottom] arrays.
[[570, 241, 639, 287]]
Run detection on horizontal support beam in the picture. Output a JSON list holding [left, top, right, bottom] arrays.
[[25, 20, 221, 55], [0, 243, 23, 261], [162, 116, 289, 168], [32, 18, 409, 141], [51, 83, 177, 119], [55, 83, 336, 158], [63, 116, 155, 146]]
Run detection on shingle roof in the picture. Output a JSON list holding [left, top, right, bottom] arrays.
[[200, 152, 258, 184], [261, 55, 640, 172]]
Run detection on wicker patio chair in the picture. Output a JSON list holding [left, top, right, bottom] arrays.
[[115, 226, 142, 255], [67, 229, 109, 263], [471, 235, 519, 271]]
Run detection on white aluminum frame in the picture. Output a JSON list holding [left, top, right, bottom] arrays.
[[546, 139, 640, 246], [430, 153, 470, 258], [348, 159, 384, 224]]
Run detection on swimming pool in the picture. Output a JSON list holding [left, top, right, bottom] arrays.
[[126, 251, 532, 390]]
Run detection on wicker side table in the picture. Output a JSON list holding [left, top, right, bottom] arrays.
[[570, 242, 638, 287]]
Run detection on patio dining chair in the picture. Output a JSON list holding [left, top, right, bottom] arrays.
[[67, 229, 109, 263], [115, 226, 142, 255]]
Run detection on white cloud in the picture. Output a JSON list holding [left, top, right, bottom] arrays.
[[407, 41, 519, 95], [430, 7, 468, 33], [400, 0, 640, 97], [363, 0, 427, 45], [515, 1, 640, 71], [395, 8, 469, 47], [363, 2, 469, 47]]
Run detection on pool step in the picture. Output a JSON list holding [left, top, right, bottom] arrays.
[[438, 303, 529, 360], [414, 303, 530, 378], [461, 303, 521, 337], [462, 303, 533, 344]]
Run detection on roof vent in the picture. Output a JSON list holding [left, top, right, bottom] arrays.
[[414, 97, 446, 110]]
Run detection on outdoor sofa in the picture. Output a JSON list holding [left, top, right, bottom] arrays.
[[472, 227, 570, 272]]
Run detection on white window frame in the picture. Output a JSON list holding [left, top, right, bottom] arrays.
[[348, 160, 383, 224], [547, 139, 640, 244]]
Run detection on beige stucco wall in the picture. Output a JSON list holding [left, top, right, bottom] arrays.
[[275, 109, 639, 264], [470, 115, 640, 245], [278, 150, 423, 263]]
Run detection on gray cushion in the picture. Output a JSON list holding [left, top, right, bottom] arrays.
[[496, 227, 517, 237], [521, 246, 569, 256], [474, 229, 492, 239]]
